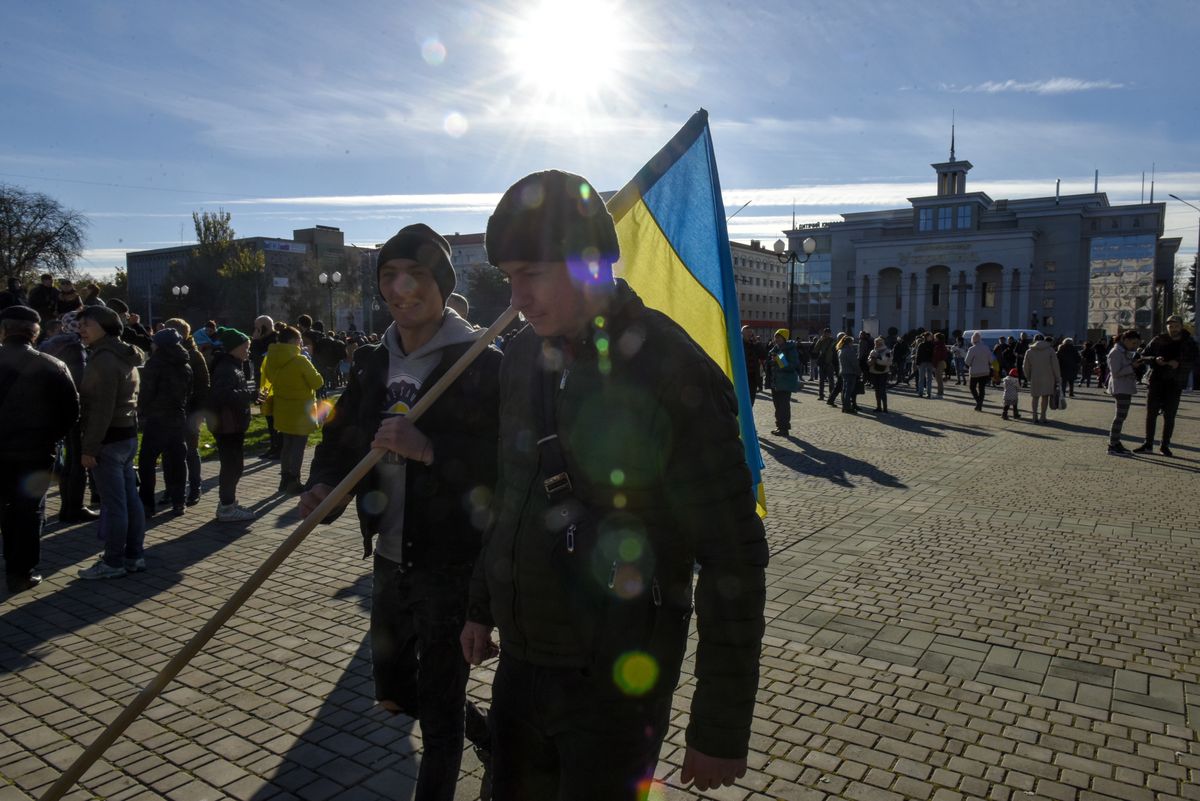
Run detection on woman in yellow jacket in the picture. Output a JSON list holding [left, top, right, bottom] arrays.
[[259, 326, 324, 494]]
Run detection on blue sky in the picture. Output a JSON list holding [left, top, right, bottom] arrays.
[[2, 0, 1198, 278]]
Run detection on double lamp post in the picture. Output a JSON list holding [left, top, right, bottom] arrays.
[[773, 236, 817, 337], [318, 270, 341, 329]]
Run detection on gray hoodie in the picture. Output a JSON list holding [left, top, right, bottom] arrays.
[[375, 310, 479, 564]]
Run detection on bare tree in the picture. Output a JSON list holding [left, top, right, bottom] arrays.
[[0, 185, 88, 284]]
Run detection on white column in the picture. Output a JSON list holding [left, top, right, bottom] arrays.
[[964, 270, 977, 330], [914, 271, 927, 330], [948, 270, 960, 333], [1017, 269, 1031, 328], [851, 279, 861, 333], [997, 267, 1012, 328], [897, 271, 909, 333]]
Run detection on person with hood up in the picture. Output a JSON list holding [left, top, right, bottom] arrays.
[[260, 325, 323, 494], [40, 310, 95, 523], [1022, 334, 1062, 423], [768, 329, 800, 435], [75, 305, 146, 579], [137, 328, 192, 516], [207, 327, 257, 522], [299, 223, 501, 801]]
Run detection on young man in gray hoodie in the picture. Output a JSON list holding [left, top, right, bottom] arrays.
[[300, 224, 502, 801]]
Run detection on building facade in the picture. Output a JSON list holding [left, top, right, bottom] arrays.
[[783, 154, 1181, 341], [731, 239, 791, 339]]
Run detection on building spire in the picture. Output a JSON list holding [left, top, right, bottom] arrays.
[[950, 109, 956, 162]]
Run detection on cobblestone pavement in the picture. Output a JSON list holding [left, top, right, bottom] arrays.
[[2, 379, 1199, 800]]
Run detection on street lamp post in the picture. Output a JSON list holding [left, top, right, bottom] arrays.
[[1168, 194, 1200, 328], [171, 284, 189, 306], [318, 271, 342, 328], [773, 236, 817, 336]]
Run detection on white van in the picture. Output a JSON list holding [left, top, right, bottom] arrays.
[[961, 328, 1044, 349]]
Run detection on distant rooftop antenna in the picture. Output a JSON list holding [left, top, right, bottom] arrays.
[[1094, 170, 1098, 193], [1150, 163, 1155, 203], [792, 200, 796, 230]]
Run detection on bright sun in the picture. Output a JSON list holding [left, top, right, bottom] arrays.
[[503, 0, 628, 99]]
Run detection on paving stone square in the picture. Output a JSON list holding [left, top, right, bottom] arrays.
[[2, 379, 1199, 799]]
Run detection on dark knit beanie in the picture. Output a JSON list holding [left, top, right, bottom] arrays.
[[78, 305, 123, 337], [216, 326, 249, 352], [153, 328, 182, 348], [107, 298, 129, 315], [376, 224, 455, 301], [0, 305, 40, 324], [485, 170, 619, 279]]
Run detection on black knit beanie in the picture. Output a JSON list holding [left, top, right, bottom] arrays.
[[485, 170, 619, 278], [376, 224, 455, 301], [78, 305, 123, 337]]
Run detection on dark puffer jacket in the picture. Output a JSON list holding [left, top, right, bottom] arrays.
[[206, 353, 254, 434], [0, 340, 78, 460], [138, 342, 192, 427], [80, 335, 144, 456], [467, 280, 768, 760]]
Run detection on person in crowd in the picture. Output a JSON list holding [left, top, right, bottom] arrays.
[[1022, 334, 1062, 424], [56, 280, 83, 318], [164, 318, 210, 506], [75, 305, 146, 579], [260, 326, 323, 494], [837, 333, 861, 414], [1057, 337, 1081, 399], [461, 170, 766, 799], [1134, 314, 1197, 457], [82, 283, 106, 308], [914, 332, 935, 399], [1014, 332, 1031, 387], [28, 274, 59, 321], [1106, 329, 1144, 456], [812, 327, 835, 401], [250, 315, 281, 457], [964, 332, 994, 411], [867, 336, 892, 413], [0, 307, 79, 593], [195, 320, 218, 365], [207, 327, 257, 522], [103, 298, 153, 352], [0, 278, 29, 310], [931, 332, 949, 397], [300, 223, 501, 801], [446, 291, 471, 321], [1001, 368, 1022, 421], [137, 328, 192, 516], [1080, 340, 1097, 388], [952, 335, 968, 385], [1097, 336, 1113, 387], [768, 329, 800, 435], [39, 311, 95, 523], [741, 326, 762, 404]]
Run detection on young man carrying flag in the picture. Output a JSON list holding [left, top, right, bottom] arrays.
[[462, 167, 767, 799]]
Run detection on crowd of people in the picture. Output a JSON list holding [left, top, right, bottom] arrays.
[[1, 171, 1197, 800], [743, 321, 1197, 454]]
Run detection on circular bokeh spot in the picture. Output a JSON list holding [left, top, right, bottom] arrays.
[[612, 651, 659, 696], [443, 112, 468, 138], [421, 37, 446, 66]]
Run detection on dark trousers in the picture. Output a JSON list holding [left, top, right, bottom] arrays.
[[265, 415, 281, 455], [1, 458, 52, 579], [214, 433, 244, 505], [279, 433, 307, 483], [970, 376, 989, 409], [873, 376, 888, 411], [138, 419, 187, 508], [371, 556, 470, 801], [60, 423, 87, 516], [490, 652, 672, 801], [841, 374, 858, 412], [771, 389, 791, 432], [1110, 394, 1132, 445], [829, 374, 843, 405], [817, 364, 834, 399], [185, 421, 202, 501], [1144, 385, 1182, 446]]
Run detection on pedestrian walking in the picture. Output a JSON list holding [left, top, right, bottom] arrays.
[[207, 327, 257, 522], [1133, 314, 1197, 457], [964, 332, 994, 411], [1106, 329, 1143, 456], [813, 328, 835, 400], [1022, 334, 1061, 423], [75, 305, 146, 579], [1057, 338, 1081, 398], [932, 332, 949, 397], [0, 307, 79, 592], [867, 337, 892, 413], [1001, 368, 1021, 420], [260, 326, 323, 494], [768, 329, 800, 435], [915, 333, 935, 398], [837, 333, 861, 414]]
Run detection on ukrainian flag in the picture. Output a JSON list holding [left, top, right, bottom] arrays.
[[608, 109, 767, 516]]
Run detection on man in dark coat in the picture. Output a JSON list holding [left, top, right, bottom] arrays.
[[0, 306, 79, 592], [27, 275, 59, 321], [137, 328, 192, 515], [106, 298, 153, 352], [1134, 315, 1198, 457], [300, 223, 501, 801], [462, 170, 767, 799]]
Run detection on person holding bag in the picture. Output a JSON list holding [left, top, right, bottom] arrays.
[[867, 337, 892, 413], [768, 329, 800, 435]]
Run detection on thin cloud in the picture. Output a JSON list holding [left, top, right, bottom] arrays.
[[944, 77, 1126, 95]]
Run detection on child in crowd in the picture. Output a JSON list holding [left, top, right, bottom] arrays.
[[1002, 368, 1022, 420]]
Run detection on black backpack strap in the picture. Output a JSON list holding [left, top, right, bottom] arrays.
[[533, 359, 575, 502]]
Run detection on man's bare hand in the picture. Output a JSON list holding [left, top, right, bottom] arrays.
[[680, 747, 746, 791], [298, 483, 345, 520], [460, 621, 499, 665], [80, 454, 97, 470], [372, 416, 432, 463]]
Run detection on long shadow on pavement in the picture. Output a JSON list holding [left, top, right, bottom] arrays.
[[761, 437, 907, 489], [868, 410, 993, 438], [0, 491, 296, 675], [249, 574, 424, 801]]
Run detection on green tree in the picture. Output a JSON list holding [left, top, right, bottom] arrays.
[[460, 265, 512, 327], [178, 209, 265, 326], [1181, 255, 1197, 324], [0, 184, 88, 285]]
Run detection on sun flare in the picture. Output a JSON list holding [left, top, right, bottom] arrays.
[[502, 0, 629, 100]]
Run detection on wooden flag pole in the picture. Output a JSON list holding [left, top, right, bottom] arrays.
[[41, 306, 519, 801]]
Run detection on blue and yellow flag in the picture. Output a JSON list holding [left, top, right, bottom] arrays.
[[608, 109, 767, 516]]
